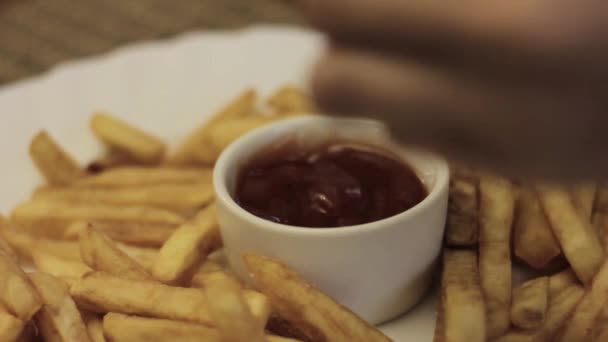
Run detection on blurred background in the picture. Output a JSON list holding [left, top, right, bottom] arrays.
[[0, 0, 302, 85]]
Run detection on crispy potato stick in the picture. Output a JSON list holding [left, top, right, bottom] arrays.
[[31, 250, 91, 279], [204, 271, 266, 342], [433, 300, 445, 342], [80, 225, 153, 281], [171, 89, 257, 165], [265, 314, 312, 342], [34, 183, 214, 213], [513, 187, 561, 269], [29, 272, 91, 342], [495, 285, 584, 342], [244, 253, 391, 342], [479, 176, 515, 338], [537, 185, 604, 284], [189, 261, 225, 288], [76, 167, 212, 187], [115, 242, 159, 272], [82, 312, 105, 342], [267, 85, 314, 115], [29, 130, 84, 185], [442, 249, 486, 342], [593, 185, 608, 248], [103, 313, 222, 342], [267, 336, 304, 342], [591, 306, 608, 342], [86, 149, 139, 174], [0, 217, 19, 263], [0, 306, 24, 342], [91, 113, 166, 163], [445, 178, 479, 246], [511, 277, 549, 329], [571, 182, 597, 219], [12, 201, 184, 238], [558, 259, 608, 341], [0, 229, 81, 262], [0, 253, 41, 320], [206, 117, 276, 160], [153, 204, 220, 284], [70, 272, 269, 326], [549, 269, 579, 297], [64, 220, 175, 247]]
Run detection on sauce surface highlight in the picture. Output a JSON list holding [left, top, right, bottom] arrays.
[[235, 142, 427, 228]]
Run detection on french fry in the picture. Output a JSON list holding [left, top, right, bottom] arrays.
[[494, 285, 584, 342], [511, 277, 549, 329], [29, 130, 84, 185], [82, 312, 106, 342], [115, 242, 159, 273], [189, 261, 225, 288], [170, 89, 257, 165], [266, 314, 312, 342], [206, 117, 276, 161], [29, 272, 91, 342], [593, 185, 608, 248], [433, 300, 445, 342], [244, 253, 391, 342], [267, 336, 305, 342], [267, 85, 314, 115], [91, 113, 166, 164], [103, 313, 222, 342], [442, 249, 486, 342], [204, 271, 266, 342], [571, 182, 596, 220], [32, 250, 91, 279], [11, 200, 184, 238], [591, 306, 608, 342], [549, 269, 579, 297], [64, 220, 175, 247], [0, 253, 41, 320], [0, 229, 81, 262], [558, 258, 608, 341], [479, 175, 515, 338], [70, 272, 270, 326], [0, 306, 24, 342], [79, 225, 153, 281], [34, 183, 214, 213], [86, 149, 139, 174], [513, 187, 561, 269], [153, 204, 220, 284], [537, 185, 604, 284], [76, 166, 212, 187], [445, 177, 479, 247], [0, 216, 19, 263]]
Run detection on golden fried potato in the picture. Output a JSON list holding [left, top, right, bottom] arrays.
[[76, 167, 212, 187], [0, 217, 19, 263], [591, 306, 608, 342], [206, 117, 277, 162], [537, 185, 604, 284], [79, 225, 153, 281], [64, 220, 175, 248], [494, 285, 584, 342], [114, 242, 159, 273], [82, 312, 106, 342], [86, 149, 140, 174], [511, 277, 549, 329], [34, 182, 214, 213], [70, 272, 269, 326], [189, 261, 225, 288], [153, 204, 220, 284], [0, 306, 24, 342], [549, 269, 579, 297], [204, 271, 266, 342], [571, 182, 596, 220], [558, 259, 608, 341], [479, 176, 515, 338], [0, 229, 81, 262], [513, 187, 561, 269], [91, 113, 166, 164], [0, 253, 41, 320], [29, 272, 91, 342], [103, 313, 222, 342], [244, 253, 391, 342], [31, 250, 91, 279], [442, 249, 486, 342], [445, 178, 479, 247], [433, 295, 445, 342], [29, 130, 84, 185], [267, 85, 315, 115], [11, 201, 184, 238], [171, 89, 257, 165]]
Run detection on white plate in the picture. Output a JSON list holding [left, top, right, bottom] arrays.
[[0, 25, 437, 341]]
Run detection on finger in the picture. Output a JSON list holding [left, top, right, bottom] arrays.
[[311, 47, 604, 179]]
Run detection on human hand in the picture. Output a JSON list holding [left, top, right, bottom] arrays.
[[304, 0, 608, 179]]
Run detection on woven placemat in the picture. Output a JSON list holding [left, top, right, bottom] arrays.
[[0, 0, 303, 85]]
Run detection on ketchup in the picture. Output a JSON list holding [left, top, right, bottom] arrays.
[[235, 142, 427, 228]]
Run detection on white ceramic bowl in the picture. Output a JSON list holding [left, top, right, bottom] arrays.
[[213, 116, 449, 325]]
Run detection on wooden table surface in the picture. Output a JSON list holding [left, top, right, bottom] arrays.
[[0, 0, 303, 85]]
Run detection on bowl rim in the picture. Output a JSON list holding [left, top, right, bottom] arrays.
[[213, 115, 450, 237]]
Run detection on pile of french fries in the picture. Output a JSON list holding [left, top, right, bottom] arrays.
[[0, 86, 394, 342], [437, 166, 608, 341]]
